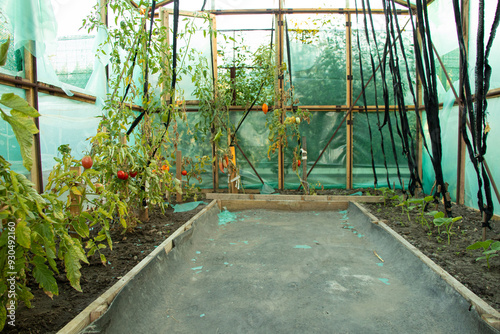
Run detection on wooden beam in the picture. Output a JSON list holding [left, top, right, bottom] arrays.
[[208, 8, 408, 15], [345, 13, 353, 190]]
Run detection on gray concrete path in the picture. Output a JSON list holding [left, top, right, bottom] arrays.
[[84, 204, 496, 334]]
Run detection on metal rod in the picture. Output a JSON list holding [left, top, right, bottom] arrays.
[[235, 141, 265, 185]]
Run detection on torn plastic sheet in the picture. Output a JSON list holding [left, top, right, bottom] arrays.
[[172, 201, 205, 213]]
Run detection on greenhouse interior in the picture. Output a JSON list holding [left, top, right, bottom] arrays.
[[1, 0, 500, 332]]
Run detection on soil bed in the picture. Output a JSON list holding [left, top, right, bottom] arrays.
[[4, 201, 208, 334]]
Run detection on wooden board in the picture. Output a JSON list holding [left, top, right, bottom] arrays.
[[218, 199, 348, 212], [206, 193, 383, 203], [57, 200, 218, 334]]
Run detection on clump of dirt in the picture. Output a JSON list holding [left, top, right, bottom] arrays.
[[4, 201, 208, 334]]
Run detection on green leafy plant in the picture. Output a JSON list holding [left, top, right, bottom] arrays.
[[433, 212, 463, 245], [467, 240, 500, 269], [376, 187, 395, 206], [0, 39, 92, 330]]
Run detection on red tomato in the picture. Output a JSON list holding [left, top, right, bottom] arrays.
[[117, 170, 128, 180], [181, 170, 187, 176], [130, 171, 138, 178], [81, 156, 93, 169], [298, 160, 301, 167]]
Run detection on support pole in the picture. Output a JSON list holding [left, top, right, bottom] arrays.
[[276, 0, 285, 190], [210, 14, 219, 192], [24, 46, 43, 193], [301, 136, 309, 194], [176, 150, 182, 203], [345, 13, 353, 190]]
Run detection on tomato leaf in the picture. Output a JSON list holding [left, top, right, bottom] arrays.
[[32, 256, 59, 297], [64, 247, 83, 292], [15, 221, 31, 248]]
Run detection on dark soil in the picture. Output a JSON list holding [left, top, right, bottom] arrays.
[[4, 190, 499, 333], [3, 201, 208, 334]]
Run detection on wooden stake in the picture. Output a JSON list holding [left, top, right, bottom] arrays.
[[69, 167, 82, 217], [302, 136, 309, 194], [373, 250, 384, 263], [176, 150, 182, 203]]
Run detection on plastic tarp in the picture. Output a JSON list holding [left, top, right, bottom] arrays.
[[38, 93, 102, 188], [0, 12, 24, 77], [286, 14, 347, 106], [172, 201, 204, 213]]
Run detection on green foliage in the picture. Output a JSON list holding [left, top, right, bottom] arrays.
[[0, 156, 90, 331], [467, 240, 500, 269], [376, 187, 395, 206], [0, 37, 10, 66], [433, 213, 462, 245], [0, 93, 40, 171]]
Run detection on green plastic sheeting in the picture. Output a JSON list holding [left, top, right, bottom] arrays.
[[1, 0, 57, 58], [172, 201, 205, 213], [217, 208, 238, 226]]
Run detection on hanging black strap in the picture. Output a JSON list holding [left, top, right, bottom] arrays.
[[361, 0, 391, 187], [126, 0, 157, 136], [284, 18, 293, 94], [408, 0, 451, 215], [149, 0, 180, 158], [231, 16, 275, 145], [452, 0, 499, 226], [355, 1, 378, 187]]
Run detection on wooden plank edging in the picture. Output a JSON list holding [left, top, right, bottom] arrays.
[[351, 201, 500, 331], [57, 200, 218, 334], [206, 193, 383, 203]]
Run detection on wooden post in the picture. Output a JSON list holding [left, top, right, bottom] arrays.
[[24, 45, 43, 193], [176, 150, 182, 203], [456, 0, 469, 205], [345, 13, 353, 190], [69, 167, 82, 217], [276, 1, 285, 190], [210, 14, 219, 192], [301, 136, 309, 194], [100, 0, 108, 80], [229, 145, 237, 193], [175, 150, 182, 203]]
